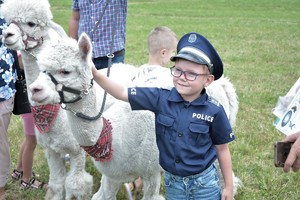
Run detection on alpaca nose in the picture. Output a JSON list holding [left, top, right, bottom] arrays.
[[2, 29, 14, 39], [29, 84, 42, 95]]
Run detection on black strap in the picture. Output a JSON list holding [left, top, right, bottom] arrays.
[[87, 0, 121, 119], [91, 0, 120, 117], [12, 51, 22, 78], [107, 0, 120, 69]]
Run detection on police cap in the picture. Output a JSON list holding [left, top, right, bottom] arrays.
[[170, 32, 223, 80]]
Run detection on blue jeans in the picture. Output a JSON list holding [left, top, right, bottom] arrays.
[[93, 50, 125, 70], [164, 165, 221, 200]]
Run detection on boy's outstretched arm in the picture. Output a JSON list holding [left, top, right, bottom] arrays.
[[92, 66, 129, 102]]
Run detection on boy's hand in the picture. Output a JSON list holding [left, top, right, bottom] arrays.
[[222, 188, 233, 200]]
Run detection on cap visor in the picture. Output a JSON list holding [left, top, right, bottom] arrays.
[[170, 52, 208, 66]]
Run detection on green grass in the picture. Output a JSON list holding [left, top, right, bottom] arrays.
[[6, 0, 300, 199]]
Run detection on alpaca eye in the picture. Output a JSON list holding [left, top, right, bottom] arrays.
[[27, 22, 36, 27], [60, 70, 70, 75]]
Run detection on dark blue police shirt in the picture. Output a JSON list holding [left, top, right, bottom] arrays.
[[128, 87, 235, 177]]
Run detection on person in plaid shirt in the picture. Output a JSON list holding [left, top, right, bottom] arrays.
[[69, 0, 127, 70]]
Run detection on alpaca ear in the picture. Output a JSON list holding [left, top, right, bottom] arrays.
[[78, 33, 93, 79], [78, 33, 92, 61], [48, 20, 67, 38]]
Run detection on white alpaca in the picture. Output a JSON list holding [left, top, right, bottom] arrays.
[[0, 0, 93, 199], [29, 34, 164, 200]]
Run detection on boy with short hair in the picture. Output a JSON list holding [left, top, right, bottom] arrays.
[[132, 26, 178, 86], [147, 26, 178, 66], [93, 32, 235, 200]]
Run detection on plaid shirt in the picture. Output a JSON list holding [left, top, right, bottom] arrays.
[[72, 0, 127, 58]]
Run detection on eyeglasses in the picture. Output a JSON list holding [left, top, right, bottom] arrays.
[[170, 66, 209, 81]]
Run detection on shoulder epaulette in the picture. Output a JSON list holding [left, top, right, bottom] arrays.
[[208, 96, 220, 106]]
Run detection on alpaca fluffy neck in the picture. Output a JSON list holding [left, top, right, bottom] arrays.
[[20, 51, 39, 84], [65, 84, 109, 146], [20, 48, 42, 106]]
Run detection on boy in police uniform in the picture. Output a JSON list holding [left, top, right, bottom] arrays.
[[92, 32, 235, 200]]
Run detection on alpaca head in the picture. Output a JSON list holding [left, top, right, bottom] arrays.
[[0, 0, 53, 50], [29, 33, 94, 105]]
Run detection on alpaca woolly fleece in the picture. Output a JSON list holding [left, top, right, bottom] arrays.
[[0, 0, 52, 26]]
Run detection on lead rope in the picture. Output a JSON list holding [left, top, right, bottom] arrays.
[[89, 0, 118, 117], [99, 0, 120, 115]]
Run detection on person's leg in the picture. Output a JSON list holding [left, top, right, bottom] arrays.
[[0, 98, 14, 199], [11, 139, 25, 180], [19, 113, 47, 189], [20, 135, 36, 182], [16, 141, 25, 171], [128, 177, 143, 191], [12, 114, 33, 181]]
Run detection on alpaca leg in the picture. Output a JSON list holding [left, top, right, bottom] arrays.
[[64, 150, 93, 200], [44, 149, 66, 200], [91, 175, 121, 200], [141, 171, 165, 200]]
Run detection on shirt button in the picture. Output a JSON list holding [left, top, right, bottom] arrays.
[[175, 159, 180, 163], [178, 133, 182, 137]]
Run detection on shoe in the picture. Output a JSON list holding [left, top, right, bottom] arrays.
[[20, 177, 48, 190], [11, 169, 23, 181], [11, 169, 35, 181]]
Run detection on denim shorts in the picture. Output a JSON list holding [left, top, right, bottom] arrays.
[[164, 164, 221, 200]]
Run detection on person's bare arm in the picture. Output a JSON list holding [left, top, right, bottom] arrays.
[[92, 66, 129, 102], [216, 144, 234, 200], [68, 10, 80, 40], [283, 131, 300, 172]]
